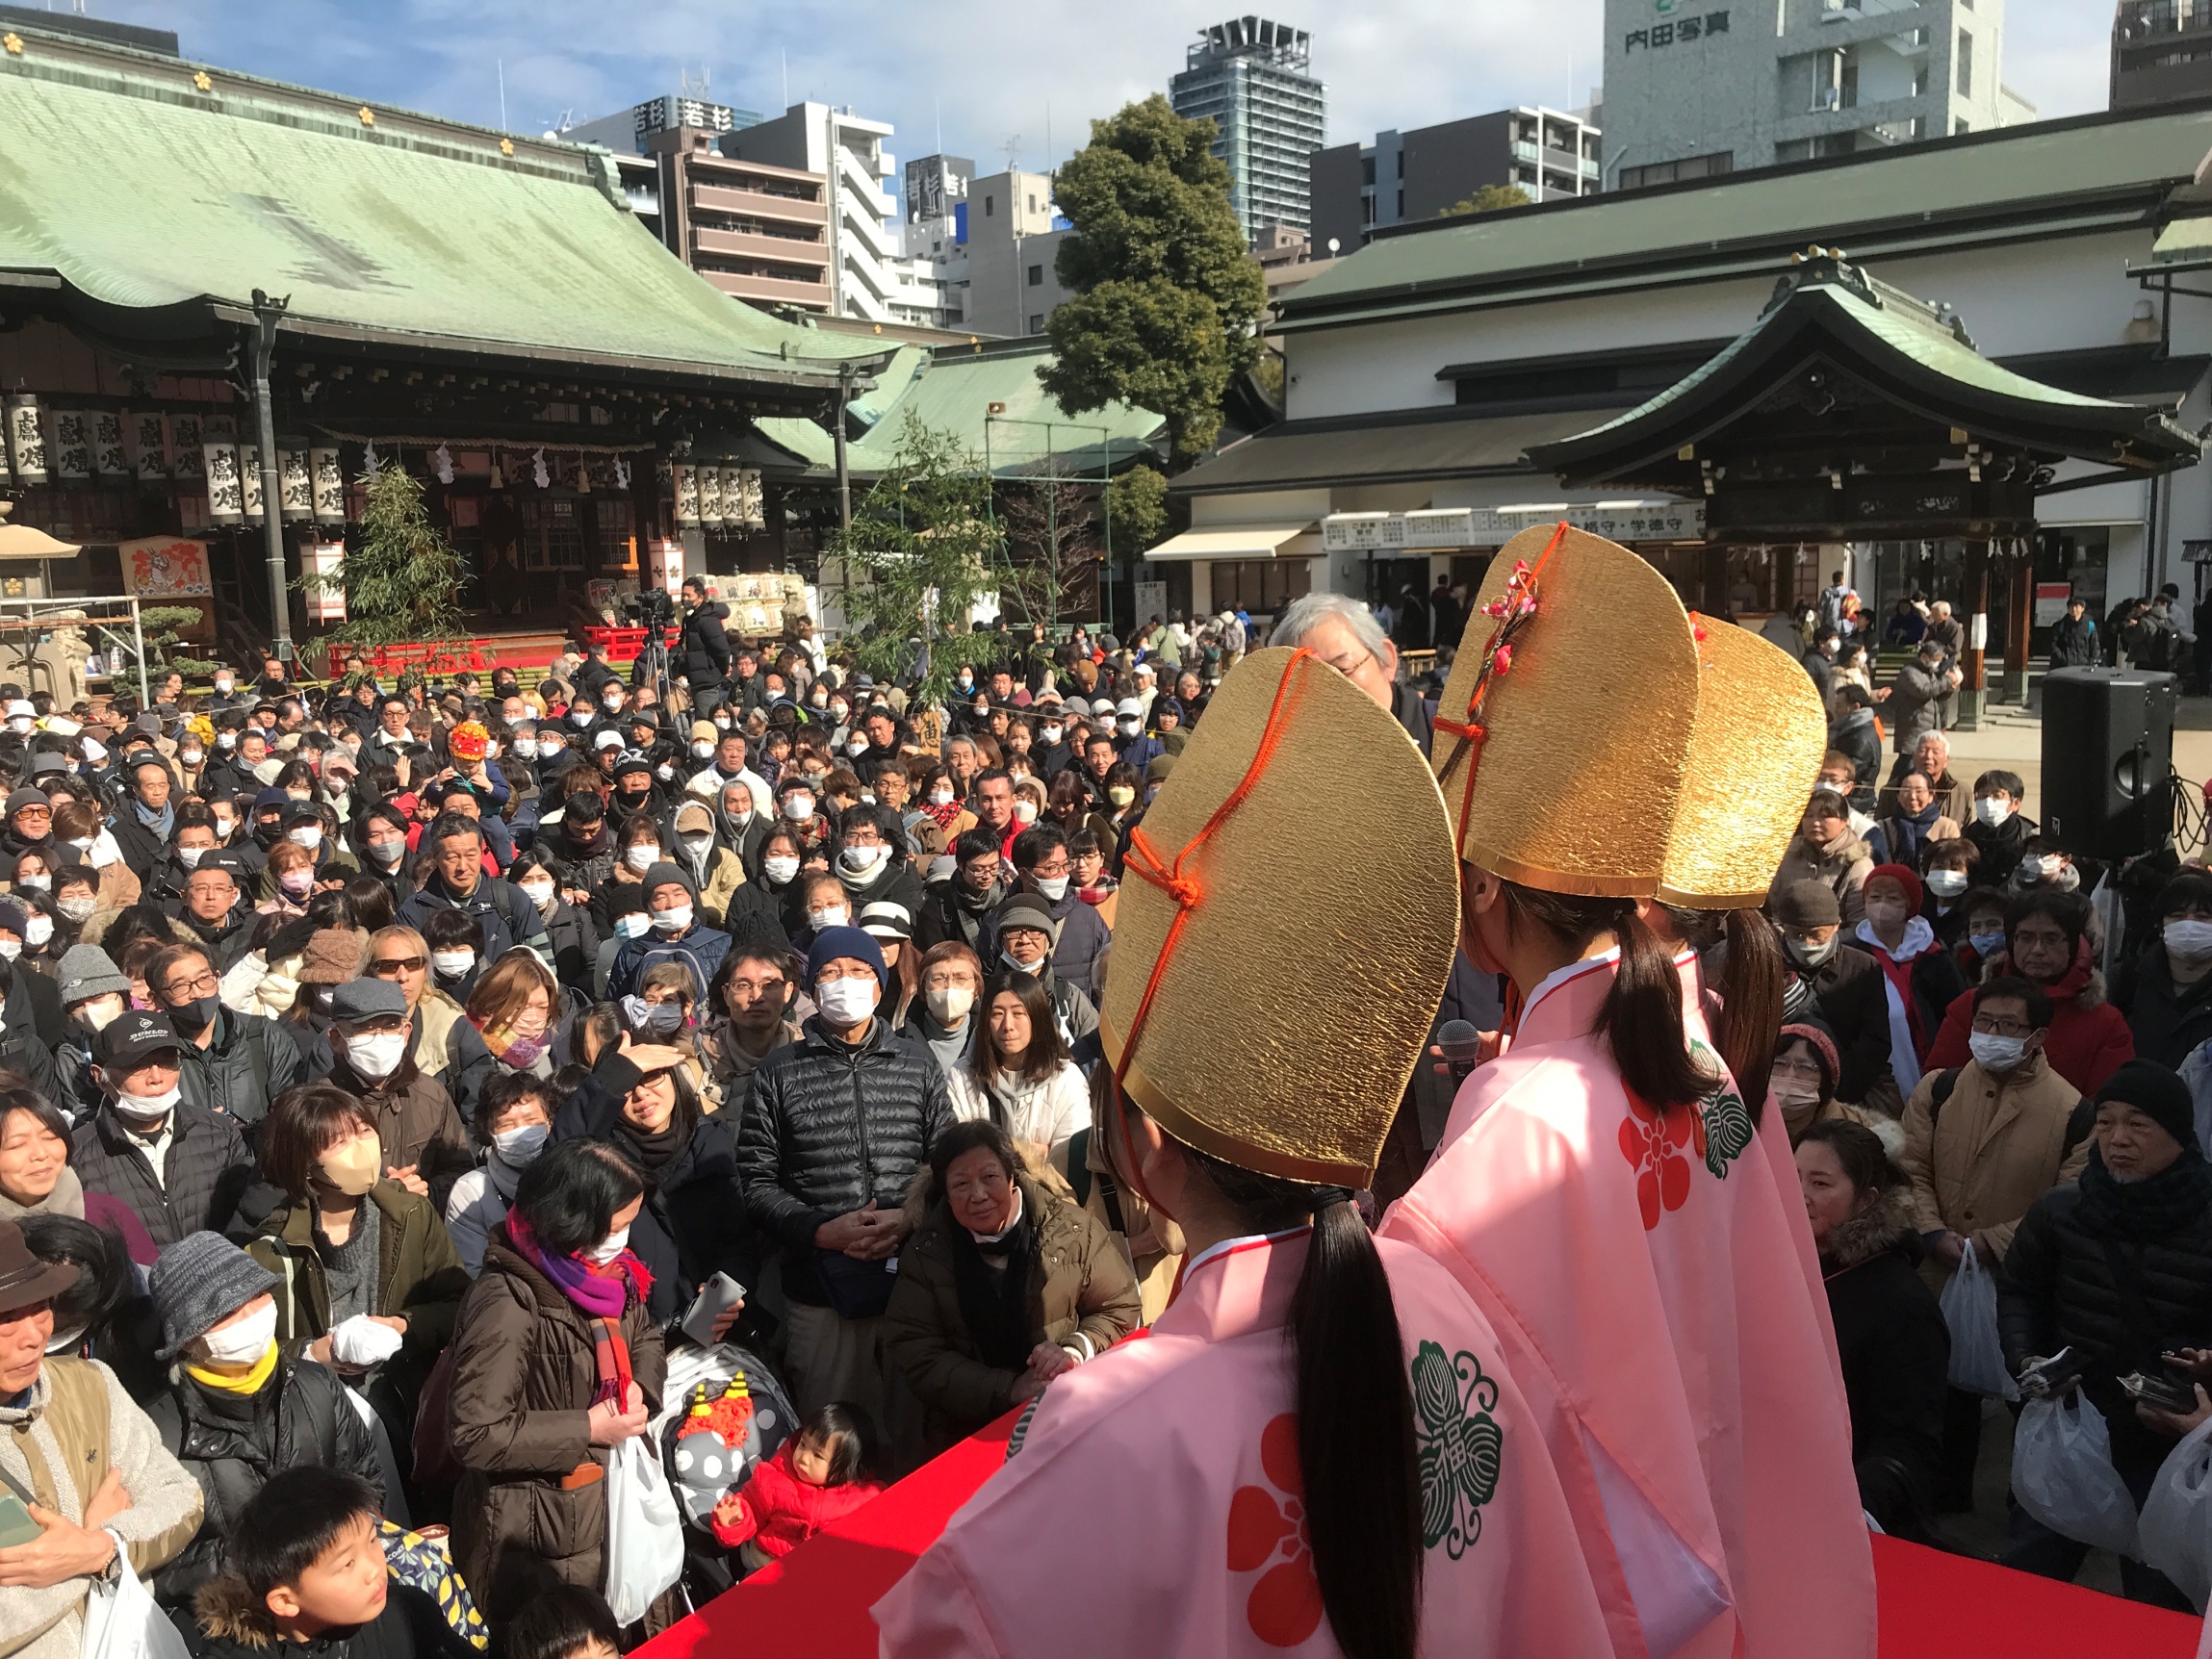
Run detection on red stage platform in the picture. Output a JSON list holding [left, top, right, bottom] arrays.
[[634, 1411, 2202, 1659]]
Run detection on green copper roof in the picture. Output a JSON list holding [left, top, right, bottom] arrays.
[[0, 31, 877, 386], [752, 341, 1165, 480], [1279, 103, 2212, 333]]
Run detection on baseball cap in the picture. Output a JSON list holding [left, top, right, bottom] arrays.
[[95, 1010, 186, 1071]]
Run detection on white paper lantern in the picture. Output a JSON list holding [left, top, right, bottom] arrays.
[[311, 447, 345, 525], [279, 450, 313, 522], [170, 414, 205, 479], [6, 396, 46, 486], [91, 411, 127, 476], [238, 444, 264, 524], [673, 464, 699, 526], [132, 412, 168, 480], [696, 464, 723, 528], [204, 443, 243, 523], [51, 412, 90, 479]]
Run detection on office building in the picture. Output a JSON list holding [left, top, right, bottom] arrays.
[[725, 103, 932, 326], [565, 92, 762, 154], [906, 154, 974, 224], [2113, 1, 2212, 110], [952, 168, 1075, 337], [1170, 16, 1326, 239], [1601, 0, 2034, 191], [1310, 107, 1601, 254]]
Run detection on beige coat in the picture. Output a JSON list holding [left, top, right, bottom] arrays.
[[1766, 828, 1875, 928], [1898, 1051, 2088, 1280]]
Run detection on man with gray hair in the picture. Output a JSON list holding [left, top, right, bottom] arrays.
[[1881, 727, 1970, 826], [1271, 592, 1433, 754]]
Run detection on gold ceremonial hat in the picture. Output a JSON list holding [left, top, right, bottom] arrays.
[[1433, 523, 1701, 898], [1657, 621, 1829, 907], [1098, 647, 1459, 1188]]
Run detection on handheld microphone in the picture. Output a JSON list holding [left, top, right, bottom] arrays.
[[1436, 1019, 1485, 1085]]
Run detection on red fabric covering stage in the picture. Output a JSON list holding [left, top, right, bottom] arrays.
[[635, 1409, 2203, 1659]]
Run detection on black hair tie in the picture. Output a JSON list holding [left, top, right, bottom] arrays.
[[1308, 1185, 1356, 1213]]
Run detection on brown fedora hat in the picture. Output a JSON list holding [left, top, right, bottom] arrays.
[[0, 1220, 79, 1316]]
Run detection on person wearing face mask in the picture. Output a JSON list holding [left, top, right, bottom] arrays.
[[1853, 864, 1968, 1112], [146, 943, 309, 1131], [664, 799, 745, 932], [1767, 1019, 1896, 1152], [69, 1011, 252, 1253], [1924, 889, 2136, 1095], [987, 825, 1108, 1005], [831, 803, 921, 917], [347, 803, 417, 906], [2113, 872, 2212, 1067], [773, 774, 833, 858], [1919, 844, 1979, 947], [145, 1232, 385, 1610], [703, 776, 770, 879], [1898, 976, 2087, 1512], [506, 852, 598, 1003], [978, 891, 1101, 1066], [323, 980, 468, 1196], [606, 864, 731, 1006], [1962, 768, 2036, 886], [737, 928, 951, 1456], [1773, 878, 1895, 1118], [244, 1085, 466, 1455], [2004, 834, 2083, 899], [1027, 703, 1074, 778], [900, 941, 983, 1080], [444, 1075, 553, 1277]]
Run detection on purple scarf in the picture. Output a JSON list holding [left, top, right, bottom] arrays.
[[502, 1211, 650, 1320]]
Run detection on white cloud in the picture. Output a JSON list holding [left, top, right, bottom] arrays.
[[94, 0, 2113, 174]]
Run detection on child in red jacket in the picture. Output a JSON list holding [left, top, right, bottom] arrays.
[[710, 1403, 885, 1572]]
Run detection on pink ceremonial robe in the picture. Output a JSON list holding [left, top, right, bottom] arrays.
[[1381, 952, 1875, 1659], [873, 1226, 1614, 1659]]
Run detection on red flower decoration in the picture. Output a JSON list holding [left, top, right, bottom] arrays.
[[1225, 1414, 1323, 1647], [1491, 645, 1513, 675], [1618, 1088, 1699, 1230]]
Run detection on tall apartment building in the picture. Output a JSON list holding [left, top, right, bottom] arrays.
[[2113, 0, 2212, 110], [638, 128, 833, 314], [1601, 0, 2034, 191], [724, 103, 937, 326], [1309, 107, 1601, 253], [1170, 16, 1326, 239]]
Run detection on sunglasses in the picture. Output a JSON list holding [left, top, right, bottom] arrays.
[[371, 956, 427, 975]]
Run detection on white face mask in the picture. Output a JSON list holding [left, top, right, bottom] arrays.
[[1968, 1031, 2029, 1073], [493, 1123, 549, 1166], [520, 879, 555, 911], [808, 906, 849, 933], [1862, 897, 1908, 931], [763, 855, 801, 884], [58, 896, 96, 924], [345, 1030, 408, 1082], [581, 1226, 630, 1265], [23, 916, 50, 948], [2022, 855, 2060, 881], [112, 1084, 180, 1122], [0, 940, 21, 962], [288, 826, 322, 851], [783, 796, 815, 823], [815, 976, 878, 1028], [679, 833, 714, 858], [431, 949, 476, 979], [929, 787, 955, 807], [925, 984, 974, 1025], [1926, 869, 1968, 899], [613, 911, 653, 940], [840, 844, 888, 876], [78, 994, 124, 1033], [1034, 875, 1070, 903], [651, 904, 693, 934], [513, 739, 539, 760], [1041, 725, 1063, 744], [2168, 919, 2212, 963], [198, 1301, 279, 1368], [174, 847, 204, 871], [1004, 945, 1045, 974], [1014, 801, 1039, 826], [625, 845, 658, 873], [1973, 797, 2013, 828], [691, 741, 714, 760]]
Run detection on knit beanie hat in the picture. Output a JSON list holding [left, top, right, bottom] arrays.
[[1865, 863, 1924, 911], [1773, 878, 1842, 931], [1778, 1018, 1840, 1099], [56, 944, 128, 1008], [2095, 1059, 2198, 1154], [807, 925, 887, 988], [298, 930, 367, 986], [149, 1232, 282, 1361], [995, 891, 1063, 946], [642, 861, 697, 902]]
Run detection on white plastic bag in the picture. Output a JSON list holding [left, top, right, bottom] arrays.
[[1939, 1242, 2019, 1400], [2012, 1393, 2142, 1558], [82, 1545, 193, 1659], [604, 1432, 684, 1625], [2139, 1414, 2212, 1609]]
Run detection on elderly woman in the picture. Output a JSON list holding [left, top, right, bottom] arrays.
[[1768, 1020, 1897, 1154], [1795, 1121, 1947, 1543], [884, 1119, 1140, 1455], [0, 1085, 157, 1262], [449, 1138, 665, 1615]]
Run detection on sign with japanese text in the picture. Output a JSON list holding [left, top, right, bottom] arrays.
[[1324, 499, 1704, 551], [1626, 9, 1729, 52]]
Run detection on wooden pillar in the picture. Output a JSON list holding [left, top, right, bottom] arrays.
[[1957, 541, 1989, 730], [1700, 544, 1729, 617], [2002, 549, 2034, 704]]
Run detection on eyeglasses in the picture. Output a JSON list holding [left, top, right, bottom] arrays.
[[162, 970, 220, 1000], [1969, 1015, 2035, 1037], [371, 956, 427, 976]]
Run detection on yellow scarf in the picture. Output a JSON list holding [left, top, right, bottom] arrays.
[[185, 1342, 278, 1396]]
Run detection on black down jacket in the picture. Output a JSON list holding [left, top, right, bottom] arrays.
[[736, 1015, 955, 1307], [552, 1048, 758, 1328], [1998, 1152, 2212, 1475], [148, 1354, 383, 1608], [679, 600, 733, 688]]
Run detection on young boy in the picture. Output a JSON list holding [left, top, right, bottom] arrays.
[[189, 1468, 472, 1658]]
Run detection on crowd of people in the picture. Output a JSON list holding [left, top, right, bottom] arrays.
[[1, 550, 2210, 1659]]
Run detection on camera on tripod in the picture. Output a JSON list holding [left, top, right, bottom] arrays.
[[626, 587, 676, 630]]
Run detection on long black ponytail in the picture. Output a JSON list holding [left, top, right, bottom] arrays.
[[1503, 882, 1715, 1109], [1191, 1148, 1421, 1659]]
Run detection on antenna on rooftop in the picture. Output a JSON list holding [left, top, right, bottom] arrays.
[[1002, 133, 1022, 172]]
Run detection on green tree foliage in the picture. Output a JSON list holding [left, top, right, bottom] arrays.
[[1043, 95, 1267, 465], [298, 461, 467, 651], [1104, 463, 1169, 555], [824, 415, 1008, 708], [1441, 183, 1533, 218], [137, 605, 220, 676]]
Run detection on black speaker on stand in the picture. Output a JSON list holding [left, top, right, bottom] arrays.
[[2040, 668, 2178, 861]]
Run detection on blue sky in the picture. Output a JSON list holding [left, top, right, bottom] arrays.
[[69, 0, 2111, 175]]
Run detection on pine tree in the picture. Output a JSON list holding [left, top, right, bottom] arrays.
[[299, 461, 467, 651]]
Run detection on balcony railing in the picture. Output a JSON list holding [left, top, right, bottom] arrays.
[[690, 183, 828, 226]]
